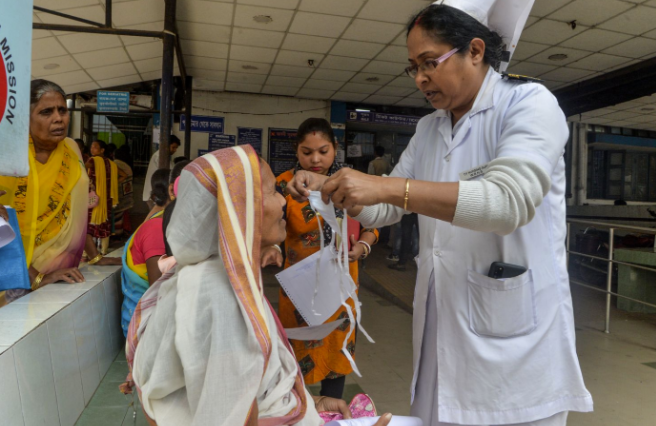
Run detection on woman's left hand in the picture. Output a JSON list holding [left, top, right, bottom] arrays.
[[321, 168, 383, 209], [314, 396, 352, 419], [348, 234, 365, 263]]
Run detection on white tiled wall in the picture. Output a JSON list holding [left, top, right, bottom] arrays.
[[0, 267, 123, 426]]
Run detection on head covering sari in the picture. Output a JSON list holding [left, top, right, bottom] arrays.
[[128, 146, 319, 426], [0, 137, 88, 274]]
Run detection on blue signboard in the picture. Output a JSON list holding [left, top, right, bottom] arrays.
[[209, 133, 236, 150], [197, 149, 209, 158], [268, 128, 298, 176], [180, 115, 225, 133], [237, 127, 263, 155], [347, 110, 420, 127], [97, 91, 130, 113]]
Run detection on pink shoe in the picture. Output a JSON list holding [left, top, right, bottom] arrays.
[[319, 393, 377, 423]]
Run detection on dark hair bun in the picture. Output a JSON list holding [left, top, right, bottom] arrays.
[[150, 168, 171, 207]]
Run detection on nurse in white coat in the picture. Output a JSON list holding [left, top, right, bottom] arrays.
[[285, 1, 593, 425]]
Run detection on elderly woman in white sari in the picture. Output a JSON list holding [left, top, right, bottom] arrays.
[[126, 146, 392, 426]]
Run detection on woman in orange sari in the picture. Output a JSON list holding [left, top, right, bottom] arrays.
[[0, 80, 87, 303], [266, 118, 378, 399]]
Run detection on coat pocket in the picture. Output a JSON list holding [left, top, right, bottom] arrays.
[[467, 269, 537, 338]]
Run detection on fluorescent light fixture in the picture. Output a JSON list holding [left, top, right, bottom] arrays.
[[356, 109, 370, 112]]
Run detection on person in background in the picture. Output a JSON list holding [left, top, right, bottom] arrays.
[[142, 135, 180, 209], [108, 143, 134, 235], [368, 145, 392, 246], [173, 156, 189, 164], [367, 145, 392, 176], [85, 140, 122, 265], [264, 118, 379, 399], [0, 79, 87, 299], [388, 213, 419, 271], [74, 138, 90, 163], [116, 143, 134, 169]]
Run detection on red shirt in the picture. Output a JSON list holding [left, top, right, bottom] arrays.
[[130, 217, 166, 265]]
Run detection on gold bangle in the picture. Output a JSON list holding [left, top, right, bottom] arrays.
[[403, 178, 410, 210], [88, 254, 104, 265], [32, 273, 45, 291]]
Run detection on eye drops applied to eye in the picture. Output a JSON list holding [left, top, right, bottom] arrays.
[[324, 416, 423, 426]]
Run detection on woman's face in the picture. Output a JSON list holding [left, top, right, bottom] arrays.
[[297, 132, 336, 175], [90, 141, 105, 157], [30, 91, 70, 149], [260, 161, 287, 248], [406, 26, 482, 113]]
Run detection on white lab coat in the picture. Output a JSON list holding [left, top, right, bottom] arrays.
[[357, 68, 593, 425]]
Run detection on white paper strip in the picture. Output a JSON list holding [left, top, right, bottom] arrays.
[[0, 214, 16, 249], [325, 416, 423, 426], [284, 319, 346, 341]]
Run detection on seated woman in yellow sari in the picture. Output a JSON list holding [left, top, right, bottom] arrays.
[[0, 80, 87, 302], [126, 146, 392, 426]]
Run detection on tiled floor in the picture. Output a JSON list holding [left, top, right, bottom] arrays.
[[77, 255, 656, 425]]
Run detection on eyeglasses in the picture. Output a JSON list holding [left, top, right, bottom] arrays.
[[404, 47, 460, 78]]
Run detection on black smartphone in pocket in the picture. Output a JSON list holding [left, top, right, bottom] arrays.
[[487, 262, 527, 279]]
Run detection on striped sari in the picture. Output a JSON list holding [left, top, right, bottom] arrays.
[[127, 146, 320, 426]]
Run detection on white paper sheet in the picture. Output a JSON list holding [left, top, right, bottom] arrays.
[[276, 250, 352, 326], [325, 416, 423, 426], [284, 319, 346, 341], [0, 214, 16, 249]]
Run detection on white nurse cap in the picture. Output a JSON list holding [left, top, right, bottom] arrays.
[[432, 0, 535, 72]]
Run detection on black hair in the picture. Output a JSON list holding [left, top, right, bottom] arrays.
[[170, 135, 181, 146], [30, 79, 66, 109], [106, 143, 117, 159], [170, 160, 190, 184], [173, 156, 189, 164], [407, 4, 504, 70], [295, 118, 336, 149], [150, 169, 171, 207], [74, 138, 87, 154], [375, 146, 385, 157], [115, 144, 132, 168], [92, 140, 108, 151], [162, 198, 177, 257]]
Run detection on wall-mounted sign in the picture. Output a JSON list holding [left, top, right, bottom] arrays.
[[268, 128, 298, 176], [198, 149, 209, 158], [97, 91, 130, 113], [347, 110, 421, 128], [237, 127, 263, 155], [208, 133, 236, 151], [0, 0, 33, 177], [346, 144, 362, 158], [180, 114, 224, 133]]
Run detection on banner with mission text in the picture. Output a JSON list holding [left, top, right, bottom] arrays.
[[0, 0, 33, 177]]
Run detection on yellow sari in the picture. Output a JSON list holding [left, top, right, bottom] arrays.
[[0, 137, 89, 274], [89, 156, 119, 225]]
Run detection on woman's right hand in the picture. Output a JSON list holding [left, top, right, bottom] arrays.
[[44, 268, 85, 285], [285, 170, 329, 202], [261, 245, 283, 268]]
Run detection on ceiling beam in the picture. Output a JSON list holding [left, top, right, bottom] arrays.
[[553, 58, 656, 117], [33, 6, 105, 28]]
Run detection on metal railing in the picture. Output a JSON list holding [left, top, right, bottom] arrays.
[[566, 219, 656, 333]]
